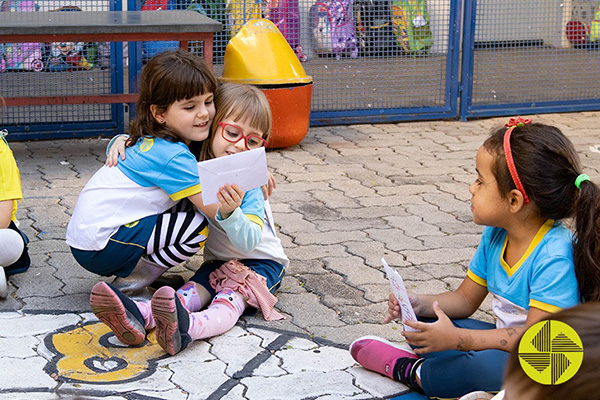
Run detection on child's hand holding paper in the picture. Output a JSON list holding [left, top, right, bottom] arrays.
[[382, 257, 419, 332], [198, 147, 268, 205]]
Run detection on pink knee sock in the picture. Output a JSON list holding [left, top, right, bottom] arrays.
[[187, 289, 246, 341], [176, 282, 205, 312], [135, 300, 155, 330]]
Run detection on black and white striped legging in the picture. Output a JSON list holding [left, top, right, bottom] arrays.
[[145, 199, 208, 268]]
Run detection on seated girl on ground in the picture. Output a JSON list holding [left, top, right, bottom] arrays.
[[350, 118, 600, 399], [66, 49, 217, 300], [0, 129, 31, 299]]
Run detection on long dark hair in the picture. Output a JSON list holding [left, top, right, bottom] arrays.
[[483, 122, 600, 302], [128, 49, 218, 145]]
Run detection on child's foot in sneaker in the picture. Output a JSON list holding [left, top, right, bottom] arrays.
[[90, 281, 146, 346], [459, 391, 497, 400], [350, 335, 424, 392], [152, 286, 191, 355]]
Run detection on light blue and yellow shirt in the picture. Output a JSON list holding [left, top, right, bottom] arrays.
[[67, 137, 201, 251], [468, 220, 579, 328]]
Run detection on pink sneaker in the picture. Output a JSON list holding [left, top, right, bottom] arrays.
[[151, 286, 191, 355], [90, 281, 146, 346], [350, 335, 418, 379], [459, 391, 497, 400]]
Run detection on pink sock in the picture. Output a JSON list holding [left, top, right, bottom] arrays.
[[188, 289, 246, 341], [176, 282, 205, 312], [135, 300, 155, 330]]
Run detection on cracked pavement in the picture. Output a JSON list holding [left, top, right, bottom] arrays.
[[1, 112, 599, 399]]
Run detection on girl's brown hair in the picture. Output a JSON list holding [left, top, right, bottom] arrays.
[[128, 49, 218, 145], [198, 82, 272, 161], [483, 122, 600, 302]]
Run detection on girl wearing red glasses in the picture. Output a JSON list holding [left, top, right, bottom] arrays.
[[91, 82, 288, 356]]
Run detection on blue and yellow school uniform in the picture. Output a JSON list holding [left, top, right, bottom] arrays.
[[67, 137, 203, 276], [0, 135, 30, 275], [468, 219, 579, 328], [191, 188, 288, 301], [419, 219, 579, 399], [0, 135, 22, 222]]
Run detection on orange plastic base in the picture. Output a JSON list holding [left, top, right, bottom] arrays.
[[262, 83, 313, 149]]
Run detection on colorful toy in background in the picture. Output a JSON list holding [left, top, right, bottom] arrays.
[[0, 0, 45, 71], [264, 0, 307, 61], [565, 0, 600, 49], [354, 0, 397, 57], [309, 0, 358, 59], [47, 42, 91, 71], [46, 5, 97, 71], [592, 5, 600, 42], [390, 0, 432, 56]]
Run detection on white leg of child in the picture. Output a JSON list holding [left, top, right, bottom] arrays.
[[0, 229, 24, 298], [186, 288, 246, 340], [152, 286, 247, 355]]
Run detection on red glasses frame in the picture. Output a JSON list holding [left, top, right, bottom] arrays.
[[218, 122, 267, 150]]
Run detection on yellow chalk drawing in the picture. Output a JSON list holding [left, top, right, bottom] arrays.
[[47, 321, 166, 383]]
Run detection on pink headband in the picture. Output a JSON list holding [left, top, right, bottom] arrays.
[[503, 117, 532, 204]]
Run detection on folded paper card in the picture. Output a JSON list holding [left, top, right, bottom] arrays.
[[382, 257, 419, 332], [198, 147, 268, 205]]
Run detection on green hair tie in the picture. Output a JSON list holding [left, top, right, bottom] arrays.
[[575, 174, 590, 189]]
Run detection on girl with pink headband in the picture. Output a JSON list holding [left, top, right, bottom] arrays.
[[349, 117, 600, 398]]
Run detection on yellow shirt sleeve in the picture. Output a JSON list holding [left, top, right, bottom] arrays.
[[0, 137, 23, 221]]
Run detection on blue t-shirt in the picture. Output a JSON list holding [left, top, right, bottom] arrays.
[[117, 137, 201, 200], [67, 137, 201, 250], [467, 220, 579, 328]]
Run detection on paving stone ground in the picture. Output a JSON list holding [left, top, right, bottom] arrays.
[[1, 112, 600, 399]]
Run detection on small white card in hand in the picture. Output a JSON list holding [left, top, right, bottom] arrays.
[[198, 147, 268, 205], [382, 257, 418, 332]]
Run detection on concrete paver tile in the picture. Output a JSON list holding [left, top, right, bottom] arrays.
[[242, 370, 359, 400], [3, 114, 599, 398]]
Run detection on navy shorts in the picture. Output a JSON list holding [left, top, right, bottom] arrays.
[[70, 214, 158, 278], [5, 220, 30, 277]]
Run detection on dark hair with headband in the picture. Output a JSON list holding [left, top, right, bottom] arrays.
[[483, 119, 600, 302]]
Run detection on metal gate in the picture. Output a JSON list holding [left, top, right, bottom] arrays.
[[1, 0, 125, 140], [2, 0, 599, 139], [460, 0, 600, 120], [126, 0, 463, 125]]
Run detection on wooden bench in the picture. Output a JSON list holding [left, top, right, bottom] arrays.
[[0, 10, 221, 107]]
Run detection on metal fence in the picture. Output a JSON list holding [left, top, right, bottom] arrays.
[[1, 0, 124, 139], [460, 0, 600, 120], [1, 0, 599, 140]]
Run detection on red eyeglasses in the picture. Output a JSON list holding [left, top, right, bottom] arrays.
[[218, 122, 267, 150]]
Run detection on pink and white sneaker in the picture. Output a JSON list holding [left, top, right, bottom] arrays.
[[350, 335, 418, 379], [151, 286, 191, 355], [90, 281, 146, 346]]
